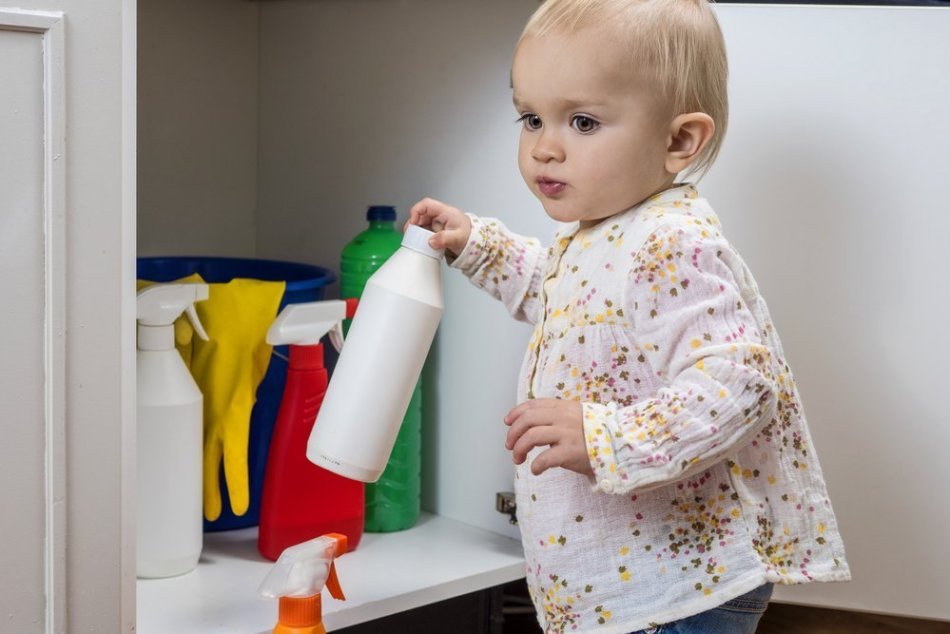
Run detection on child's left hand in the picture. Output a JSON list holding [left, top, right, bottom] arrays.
[[504, 398, 593, 478]]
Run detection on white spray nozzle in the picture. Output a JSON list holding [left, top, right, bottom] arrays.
[[258, 534, 347, 600], [266, 300, 347, 352], [136, 283, 209, 340]]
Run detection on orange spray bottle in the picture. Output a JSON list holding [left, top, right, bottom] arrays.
[[259, 533, 348, 634]]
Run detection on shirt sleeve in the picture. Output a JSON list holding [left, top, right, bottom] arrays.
[[582, 220, 778, 494], [450, 214, 549, 325]]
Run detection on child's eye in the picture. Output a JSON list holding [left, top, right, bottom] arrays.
[[517, 113, 543, 131], [571, 115, 599, 133]]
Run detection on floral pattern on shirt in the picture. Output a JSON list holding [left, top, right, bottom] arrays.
[[452, 185, 849, 633]]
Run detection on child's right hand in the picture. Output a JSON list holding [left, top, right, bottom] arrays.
[[408, 197, 472, 259]]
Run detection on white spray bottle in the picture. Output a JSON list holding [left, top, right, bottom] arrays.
[[136, 283, 209, 578], [308, 224, 444, 482]]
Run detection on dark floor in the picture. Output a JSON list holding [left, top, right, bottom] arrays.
[[757, 603, 950, 634], [333, 578, 950, 633], [499, 579, 950, 634]]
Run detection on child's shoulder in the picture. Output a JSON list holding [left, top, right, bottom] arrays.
[[624, 185, 727, 252]]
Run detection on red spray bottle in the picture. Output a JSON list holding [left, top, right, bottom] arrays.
[[258, 300, 363, 561]]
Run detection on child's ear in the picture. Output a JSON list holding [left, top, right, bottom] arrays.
[[665, 113, 715, 175]]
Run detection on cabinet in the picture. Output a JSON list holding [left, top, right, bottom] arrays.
[[136, 0, 537, 630], [3, 0, 950, 631], [1, 2, 135, 632], [137, 0, 950, 628]]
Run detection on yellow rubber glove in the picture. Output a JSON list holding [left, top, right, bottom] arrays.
[[189, 278, 285, 521]]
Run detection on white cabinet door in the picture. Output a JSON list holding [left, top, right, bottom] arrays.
[[0, 3, 135, 632]]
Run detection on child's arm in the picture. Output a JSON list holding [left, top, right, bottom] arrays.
[[579, 221, 779, 493], [410, 197, 548, 325]]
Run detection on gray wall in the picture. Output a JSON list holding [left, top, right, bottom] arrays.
[[137, 0, 259, 257], [256, 0, 545, 544]]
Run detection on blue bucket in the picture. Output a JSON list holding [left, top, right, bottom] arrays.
[[137, 256, 335, 532]]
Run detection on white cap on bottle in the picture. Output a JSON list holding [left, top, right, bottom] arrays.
[[402, 224, 444, 260]]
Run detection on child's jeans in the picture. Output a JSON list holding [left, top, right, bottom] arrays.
[[630, 583, 774, 634]]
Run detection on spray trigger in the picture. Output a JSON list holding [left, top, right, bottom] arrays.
[[258, 533, 348, 599], [185, 304, 209, 341], [328, 322, 344, 354], [328, 298, 358, 353]]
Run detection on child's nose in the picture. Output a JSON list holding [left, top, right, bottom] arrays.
[[531, 131, 565, 163]]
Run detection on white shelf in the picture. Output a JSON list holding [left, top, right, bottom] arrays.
[[137, 513, 525, 633]]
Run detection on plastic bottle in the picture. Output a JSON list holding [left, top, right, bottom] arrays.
[[340, 206, 404, 303], [136, 283, 209, 578], [259, 533, 348, 634], [258, 300, 364, 561], [309, 224, 443, 492], [339, 206, 426, 532]]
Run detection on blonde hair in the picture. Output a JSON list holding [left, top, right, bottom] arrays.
[[521, 0, 728, 177]]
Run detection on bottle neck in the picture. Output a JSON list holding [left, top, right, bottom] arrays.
[[368, 220, 394, 230], [137, 324, 175, 351], [289, 343, 324, 370], [276, 595, 324, 634]]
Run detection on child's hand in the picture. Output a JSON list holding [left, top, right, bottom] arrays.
[[504, 398, 593, 478], [407, 197, 473, 259]]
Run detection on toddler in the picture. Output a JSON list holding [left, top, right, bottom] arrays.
[[410, 1, 850, 632]]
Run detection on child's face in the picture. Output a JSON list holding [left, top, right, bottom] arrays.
[[512, 27, 674, 226]]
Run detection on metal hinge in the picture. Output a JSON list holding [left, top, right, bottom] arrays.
[[495, 491, 517, 525]]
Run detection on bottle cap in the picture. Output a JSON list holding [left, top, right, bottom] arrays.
[[367, 205, 396, 222], [402, 224, 444, 260]]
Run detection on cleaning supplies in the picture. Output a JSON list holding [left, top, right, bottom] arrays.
[[309, 224, 443, 485], [259, 533, 348, 634], [340, 206, 425, 532], [340, 206, 404, 304], [192, 278, 286, 522], [136, 283, 209, 578], [258, 300, 364, 561]]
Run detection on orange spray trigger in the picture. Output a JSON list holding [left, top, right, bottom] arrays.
[[260, 533, 350, 633], [324, 533, 347, 601]]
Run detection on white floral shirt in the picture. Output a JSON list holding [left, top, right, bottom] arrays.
[[451, 185, 850, 633]]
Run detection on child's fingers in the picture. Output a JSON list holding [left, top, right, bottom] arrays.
[[505, 405, 557, 449], [511, 426, 560, 465], [530, 445, 570, 476], [504, 398, 559, 425], [409, 198, 446, 231], [428, 232, 444, 249], [408, 198, 439, 226]]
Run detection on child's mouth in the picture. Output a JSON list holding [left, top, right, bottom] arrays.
[[537, 177, 566, 197]]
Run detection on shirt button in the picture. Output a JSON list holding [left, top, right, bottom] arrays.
[[600, 479, 614, 493]]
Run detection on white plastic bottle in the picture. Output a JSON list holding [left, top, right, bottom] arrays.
[[308, 224, 443, 482], [136, 283, 209, 578]]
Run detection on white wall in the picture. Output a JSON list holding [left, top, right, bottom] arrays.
[[707, 5, 950, 620], [137, 0, 259, 257]]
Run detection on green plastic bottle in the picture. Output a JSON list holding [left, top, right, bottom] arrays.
[[340, 205, 422, 532]]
